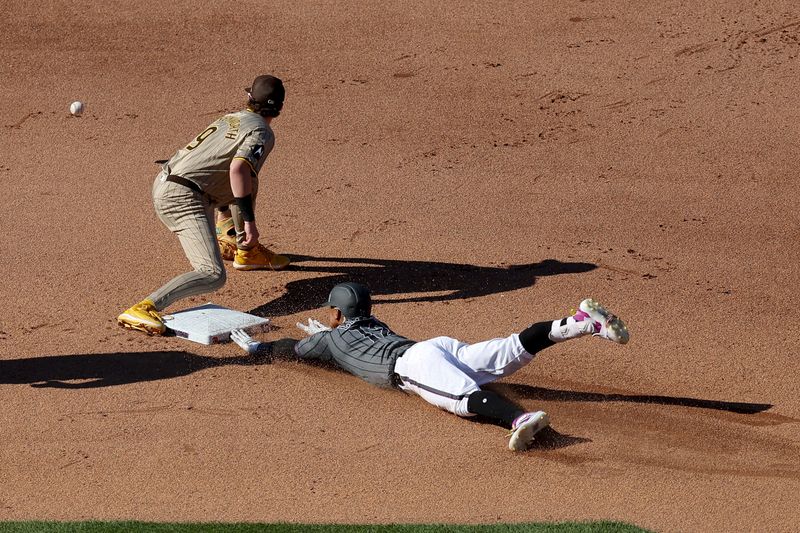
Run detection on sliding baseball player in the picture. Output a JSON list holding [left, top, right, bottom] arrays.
[[231, 282, 629, 451]]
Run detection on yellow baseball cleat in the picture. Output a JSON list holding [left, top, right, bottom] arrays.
[[117, 299, 166, 335], [233, 244, 290, 271]]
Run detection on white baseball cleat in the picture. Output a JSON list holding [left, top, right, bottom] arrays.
[[508, 410, 550, 451], [579, 298, 630, 344]]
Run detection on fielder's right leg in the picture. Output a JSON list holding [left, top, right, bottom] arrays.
[[117, 178, 226, 335]]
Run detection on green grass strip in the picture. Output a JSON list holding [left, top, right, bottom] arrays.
[[0, 522, 653, 533]]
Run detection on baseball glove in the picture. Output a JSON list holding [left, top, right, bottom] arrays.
[[218, 236, 237, 261], [216, 217, 237, 261]]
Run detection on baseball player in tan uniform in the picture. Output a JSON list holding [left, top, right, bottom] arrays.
[[117, 75, 290, 335]]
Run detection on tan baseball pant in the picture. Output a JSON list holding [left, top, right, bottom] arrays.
[[146, 172, 226, 311]]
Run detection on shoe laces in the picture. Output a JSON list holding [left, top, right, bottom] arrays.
[[596, 313, 618, 335], [572, 309, 601, 333], [509, 412, 534, 433], [256, 243, 276, 258], [239, 246, 265, 258], [135, 302, 162, 321]]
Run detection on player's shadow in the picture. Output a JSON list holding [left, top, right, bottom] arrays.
[[0, 350, 272, 389], [251, 255, 597, 317], [529, 427, 591, 450], [494, 383, 773, 415], [480, 383, 776, 451]]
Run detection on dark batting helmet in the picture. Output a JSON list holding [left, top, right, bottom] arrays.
[[323, 282, 372, 319]]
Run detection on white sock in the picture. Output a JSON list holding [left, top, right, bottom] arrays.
[[548, 318, 593, 342]]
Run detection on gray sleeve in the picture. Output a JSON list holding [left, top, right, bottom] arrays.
[[294, 332, 334, 361]]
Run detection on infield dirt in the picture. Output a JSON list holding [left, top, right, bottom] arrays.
[[1, 2, 799, 532]]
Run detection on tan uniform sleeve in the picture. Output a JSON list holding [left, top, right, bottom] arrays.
[[234, 129, 275, 175]]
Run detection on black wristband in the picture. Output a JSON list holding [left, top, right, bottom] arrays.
[[235, 194, 255, 222]]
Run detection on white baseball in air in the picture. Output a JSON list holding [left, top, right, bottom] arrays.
[[69, 101, 85, 116]]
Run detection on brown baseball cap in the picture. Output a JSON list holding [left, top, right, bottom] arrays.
[[246, 75, 285, 108]]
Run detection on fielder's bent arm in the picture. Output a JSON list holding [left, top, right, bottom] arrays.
[[229, 159, 254, 197], [229, 159, 259, 247]]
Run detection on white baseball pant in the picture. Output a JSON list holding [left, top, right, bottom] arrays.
[[393, 334, 534, 417]]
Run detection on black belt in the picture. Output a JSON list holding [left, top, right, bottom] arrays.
[[164, 174, 204, 195], [389, 373, 403, 389], [389, 342, 416, 388]]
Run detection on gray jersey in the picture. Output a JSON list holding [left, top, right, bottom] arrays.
[[164, 109, 274, 205], [294, 317, 416, 387]]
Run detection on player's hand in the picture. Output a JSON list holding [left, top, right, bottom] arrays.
[[231, 329, 261, 354], [309, 318, 332, 332], [296, 318, 332, 335], [242, 220, 259, 248]]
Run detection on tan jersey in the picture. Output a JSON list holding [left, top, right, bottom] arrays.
[[164, 109, 275, 205]]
